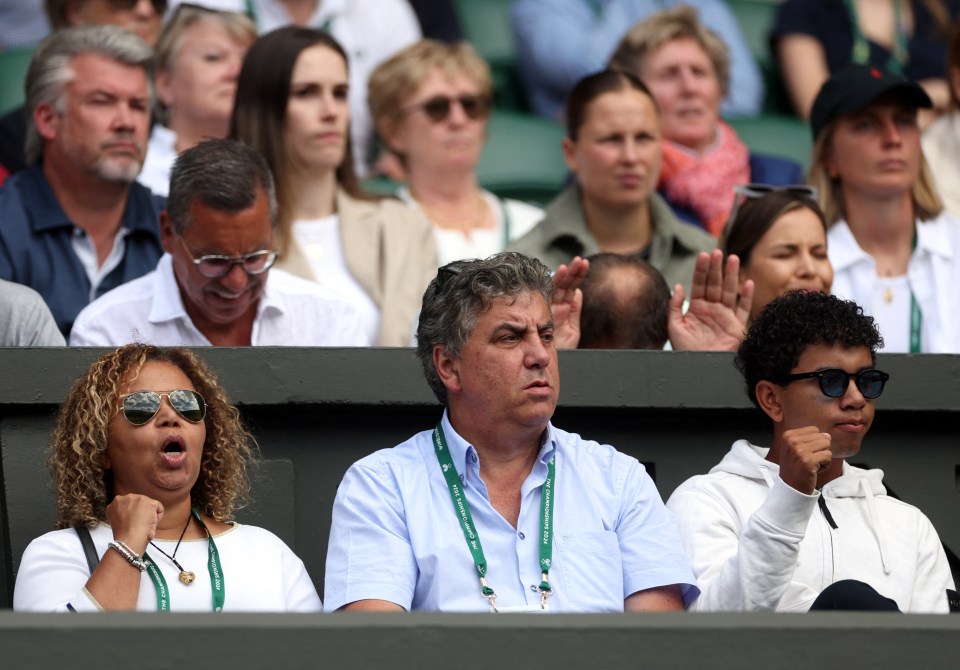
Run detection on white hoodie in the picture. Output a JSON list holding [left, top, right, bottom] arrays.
[[666, 440, 954, 613]]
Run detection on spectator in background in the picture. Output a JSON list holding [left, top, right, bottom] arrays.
[[368, 40, 543, 266], [230, 27, 436, 346], [0, 26, 163, 337], [0, 0, 50, 49], [577, 253, 670, 350], [773, 0, 959, 125], [243, 0, 421, 175], [721, 186, 833, 325], [922, 20, 960, 218], [609, 7, 803, 236], [0, 0, 166, 175], [71, 139, 367, 346], [508, 70, 715, 294], [510, 0, 762, 121], [138, 3, 256, 196], [408, 0, 462, 43], [0, 279, 65, 346], [668, 290, 955, 613], [809, 64, 960, 353]]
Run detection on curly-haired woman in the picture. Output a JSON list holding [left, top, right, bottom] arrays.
[[14, 344, 321, 612]]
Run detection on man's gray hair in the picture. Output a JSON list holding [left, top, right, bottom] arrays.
[[416, 252, 554, 405], [167, 139, 278, 234], [25, 25, 154, 164]]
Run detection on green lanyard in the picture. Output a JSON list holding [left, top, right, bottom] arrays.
[[142, 508, 225, 612], [845, 0, 909, 74], [432, 424, 555, 611], [909, 227, 922, 353]]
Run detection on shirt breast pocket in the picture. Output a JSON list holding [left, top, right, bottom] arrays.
[[555, 531, 624, 612]]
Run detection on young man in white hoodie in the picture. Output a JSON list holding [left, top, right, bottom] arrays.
[[667, 290, 956, 612]]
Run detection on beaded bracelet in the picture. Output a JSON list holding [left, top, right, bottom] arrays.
[[108, 540, 147, 572]]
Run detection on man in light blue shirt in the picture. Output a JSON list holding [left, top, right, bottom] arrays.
[[324, 252, 698, 612], [511, 0, 763, 120]]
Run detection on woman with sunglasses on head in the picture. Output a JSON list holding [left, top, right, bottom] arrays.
[[809, 64, 960, 353], [608, 7, 804, 237], [720, 185, 834, 326], [138, 4, 256, 197], [367, 40, 544, 266], [230, 27, 437, 346], [14, 343, 322, 612], [509, 69, 715, 294]]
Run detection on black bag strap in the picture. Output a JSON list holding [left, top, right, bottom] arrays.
[[75, 526, 100, 575]]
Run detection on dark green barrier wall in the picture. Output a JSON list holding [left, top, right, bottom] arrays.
[[2, 348, 959, 610]]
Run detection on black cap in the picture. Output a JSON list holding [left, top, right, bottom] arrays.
[[809, 64, 932, 140]]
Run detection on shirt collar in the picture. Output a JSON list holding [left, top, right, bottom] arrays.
[[24, 165, 161, 239], [829, 217, 954, 273], [439, 410, 557, 474]]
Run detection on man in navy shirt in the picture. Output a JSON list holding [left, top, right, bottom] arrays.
[[0, 25, 163, 336]]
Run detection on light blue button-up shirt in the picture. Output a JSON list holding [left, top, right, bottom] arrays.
[[324, 411, 699, 612]]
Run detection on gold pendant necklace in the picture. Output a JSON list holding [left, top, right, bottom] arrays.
[[883, 287, 894, 304], [149, 513, 196, 585]]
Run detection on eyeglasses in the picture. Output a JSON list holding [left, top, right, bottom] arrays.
[[725, 183, 820, 232], [779, 368, 889, 399], [107, 0, 168, 14], [178, 237, 278, 278], [119, 390, 207, 426], [401, 95, 491, 123], [435, 260, 468, 293]]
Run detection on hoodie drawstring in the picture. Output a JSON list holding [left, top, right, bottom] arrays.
[[858, 477, 892, 575]]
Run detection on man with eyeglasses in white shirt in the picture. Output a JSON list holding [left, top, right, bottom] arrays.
[[70, 138, 369, 346]]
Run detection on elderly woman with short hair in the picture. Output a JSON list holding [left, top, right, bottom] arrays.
[[368, 39, 544, 265], [609, 6, 804, 236]]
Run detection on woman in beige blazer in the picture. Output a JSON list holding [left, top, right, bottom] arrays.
[[231, 27, 437, 346]]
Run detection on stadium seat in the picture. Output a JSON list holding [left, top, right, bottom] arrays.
[[727, 0, 794, 115], [453, 0, 528, 112], [0, 46, 33, 117], [726, 113, 812, 169], [477, 110, 567, 205]]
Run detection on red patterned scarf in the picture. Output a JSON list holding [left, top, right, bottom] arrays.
[[658, 122, 750, 237]]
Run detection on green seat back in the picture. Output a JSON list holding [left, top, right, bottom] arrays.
[[727, 0, 794, 115], [0, 46, 33, 117], [477, 110, 567, 206], [726, 113, 812, 169], [454, 0, 528, 111]]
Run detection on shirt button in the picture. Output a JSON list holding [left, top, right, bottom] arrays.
[[518, 531, 525, 540], [470, 453, 478, 463]]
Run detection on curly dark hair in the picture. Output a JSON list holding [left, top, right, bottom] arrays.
[[50, 344, 257, 529], [735, 291, 883, 410]]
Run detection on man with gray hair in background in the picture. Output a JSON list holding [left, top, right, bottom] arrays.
[[324, 252, 698, 613], [70, 138, 368, 347], [0, 24, 163, 337]]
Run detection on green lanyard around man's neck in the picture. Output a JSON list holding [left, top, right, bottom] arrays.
[[432, 423, 555, 612]]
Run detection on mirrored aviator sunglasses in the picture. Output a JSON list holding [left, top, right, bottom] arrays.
[[782, 368, 889, 399], [121, 390, 207, 426], [108, 0, 168, 13]]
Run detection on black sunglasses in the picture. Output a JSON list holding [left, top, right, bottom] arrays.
[[779, 368, 889, 399], [107, 0, 168, 13], [401, 95, 491, 123], [120, 390, 207, 426]]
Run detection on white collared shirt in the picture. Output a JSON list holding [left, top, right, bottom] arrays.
[[828, 213, 960, 353], [69, 254, 371, 346]]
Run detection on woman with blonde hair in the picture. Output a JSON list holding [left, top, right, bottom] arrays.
[[231, 27, 437, 346], [139, 3, 256, 196], [809, 64, 960, 352], [368, 39, 544, 265], [14, 343, 321, 611]]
